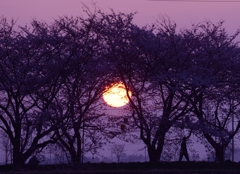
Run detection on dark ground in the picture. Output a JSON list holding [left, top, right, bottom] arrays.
[[0, 162, 240, 174]]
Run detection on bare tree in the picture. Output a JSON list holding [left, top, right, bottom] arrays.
[[182, 21, 240, 162], [110, 144, 125, 163], [0, 18, 68, 165], [92, 12, 240, 163], [92, 13, 195, 162], [0, 10, 133, 165], [1, 8, 240, 166], [47, 11, 119, 165]]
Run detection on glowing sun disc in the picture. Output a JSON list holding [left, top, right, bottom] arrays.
[[103, 82, 131, 107]]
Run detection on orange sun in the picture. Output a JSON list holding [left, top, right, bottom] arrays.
[[103, 82, 132, 107]]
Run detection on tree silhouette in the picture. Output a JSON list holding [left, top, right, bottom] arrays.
[[110, 144, 125, 163]]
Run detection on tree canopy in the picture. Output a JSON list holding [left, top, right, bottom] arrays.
[[0, 8, 240, 165]]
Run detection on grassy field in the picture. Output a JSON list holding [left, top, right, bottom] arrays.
[[1, 162, 240, 174]]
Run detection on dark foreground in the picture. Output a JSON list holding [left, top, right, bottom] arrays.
[[0, 162, 240, 174]]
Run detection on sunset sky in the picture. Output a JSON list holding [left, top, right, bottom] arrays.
[[1, 0, 240, 34], [1, 0, 240, 162]]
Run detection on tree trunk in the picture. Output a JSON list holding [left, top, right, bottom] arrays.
[[146, 126, 169, 162], [69, 145, 82, 165], [12, 122, 26, 165], [156, 133, 165, 161], [12, 152, 26, 165], [147, 137, 165, 162], [215, 144, 225, 163], [71, 154, 81, 165], [12, 148, 35, 166], [147, 146, 159, 162]]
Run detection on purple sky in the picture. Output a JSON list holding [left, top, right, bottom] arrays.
[[1, 0, 240, 161], [1, 0, 240, 34]]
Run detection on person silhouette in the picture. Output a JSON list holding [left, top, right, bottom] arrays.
[[179, 137, 189, 162]]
